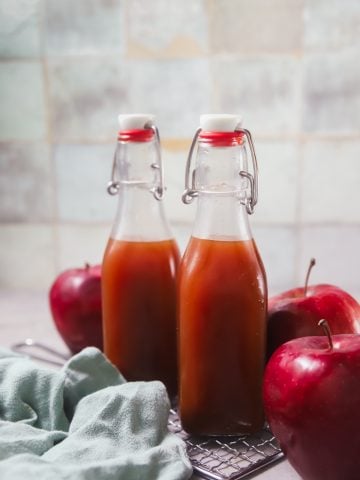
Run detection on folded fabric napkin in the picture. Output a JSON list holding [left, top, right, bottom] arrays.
[[0, 347, 192, 480]]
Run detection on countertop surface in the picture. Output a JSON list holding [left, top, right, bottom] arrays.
[[0, 290, 301, 480]]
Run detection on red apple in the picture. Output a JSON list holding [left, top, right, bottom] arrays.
[[267, 259, 360, 358], [264, 321, 360, 480], [49, 263, 103, 354]]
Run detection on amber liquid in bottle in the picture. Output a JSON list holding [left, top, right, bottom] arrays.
[[103, 238, 179, 397], [179, 236, 266, 435]]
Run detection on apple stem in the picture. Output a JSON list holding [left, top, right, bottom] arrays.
[[85, 262, 90, 270], [304, 258, 316, 296], [318, 319, 333, 351]]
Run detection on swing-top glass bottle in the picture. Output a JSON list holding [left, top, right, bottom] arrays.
[[102, 114, 180, 398], [179, 114, 267, 435]]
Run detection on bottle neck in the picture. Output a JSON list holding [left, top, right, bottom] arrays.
[[195, 141, 248, 194], [192, 194, 252, 241], [110, 139, 172, 242], [115, 139, 159, 188], [192, 141, 252, 241]]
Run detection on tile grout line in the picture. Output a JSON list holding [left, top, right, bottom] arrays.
[[2, 133, 360, 146], [38, 0, 60, 275], [294, 12, 305, 286]]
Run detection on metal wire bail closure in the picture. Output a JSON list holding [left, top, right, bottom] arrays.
[[107, 148, 120, 195], [181, 127, 202, 204], [237, 127, 258, 215], [182, 125, 259, 214], [148, 123, 165, 201], [107, 123, 165, 201]]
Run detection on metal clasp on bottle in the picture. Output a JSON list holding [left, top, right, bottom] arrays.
[[181, 124, 259, 215], [107, 123, 165, 201]]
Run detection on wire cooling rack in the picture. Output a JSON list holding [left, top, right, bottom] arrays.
[[168, 409, 284, 480]]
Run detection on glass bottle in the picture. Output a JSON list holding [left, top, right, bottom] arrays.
[[102, 114, 180, 398], [179, 114, 267, 435]]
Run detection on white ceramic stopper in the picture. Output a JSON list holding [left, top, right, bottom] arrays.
[[200, 114, 242, 132], [118, 114, 155, 130]]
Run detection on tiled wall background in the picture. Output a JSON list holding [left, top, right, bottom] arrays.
[[0, 0, 359, 298]]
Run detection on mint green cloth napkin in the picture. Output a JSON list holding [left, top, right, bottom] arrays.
[[0, 347, 192, 480]]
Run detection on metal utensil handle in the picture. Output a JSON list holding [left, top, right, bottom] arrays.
[[11, 338, 69, 367]]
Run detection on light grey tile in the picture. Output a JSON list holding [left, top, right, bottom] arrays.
[[57, 224, 110, 271], [299, 226, 360, 300], [49, 57, 210, 141], [163, 147, 197, 224], [54, 144, 116, 222], [0, 61, 46, 140], [0, 224, 56, 290], [303, 49, 360, 133], [253, 140, 299, 224], [127, 0, 208, 57], [0, 0, 41, 57], [252, 225, 297, 295], [45, 0, 124, 55], [212, 57, 301, 135], [300, 140, 360, 223], [48, 58, 128, 142], [304, 0, 360, 51], [127, 59, 211, 138], [0, 142, 53, 221], [208, 0, 303, 54], [0, 291, 67, 353]]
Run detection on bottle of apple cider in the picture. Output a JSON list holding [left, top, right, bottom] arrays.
[[179, 114, 267, 435], [102, 114, 180, 398]]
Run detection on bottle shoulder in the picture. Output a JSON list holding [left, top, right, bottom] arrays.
[[179, 236, 267, 301], [181, 236, 264, 272]]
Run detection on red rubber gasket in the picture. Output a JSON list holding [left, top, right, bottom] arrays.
[[199, 131, 244, 146], [117, 129, 154, 142]]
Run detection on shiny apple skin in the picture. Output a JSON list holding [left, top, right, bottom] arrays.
[[264, 334, 360, 480], [267, 284, 360, 358], [49, 265, 103, 354]]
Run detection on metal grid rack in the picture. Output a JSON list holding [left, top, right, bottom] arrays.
[[168, 409, 284, 480]]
